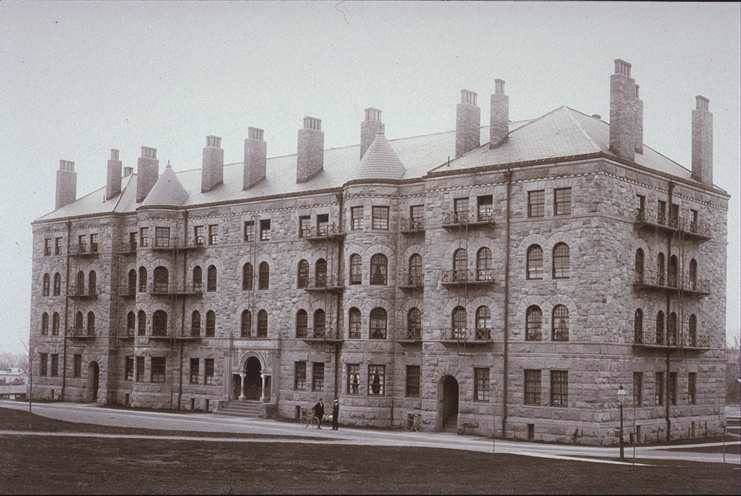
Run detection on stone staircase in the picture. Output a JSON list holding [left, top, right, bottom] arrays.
[[215, 400, 267, 418]]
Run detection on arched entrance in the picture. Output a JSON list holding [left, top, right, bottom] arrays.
[[243, 357, 262, 400], [88, 362, 100, 402], [438, 375, 459, 431]]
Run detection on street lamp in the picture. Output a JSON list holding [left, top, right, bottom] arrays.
[[618, 384, 627, 460]]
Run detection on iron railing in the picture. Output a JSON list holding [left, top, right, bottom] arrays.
[[440, 327, 492, 342], [441, 269, 495, 285]]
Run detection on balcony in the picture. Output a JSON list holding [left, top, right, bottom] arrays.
[[442, 209, 495, 229], [120, 286, 136, 299], [634, 209, 712, 242], [69, 327, 96, 340], [398, 271, 424, 290], [633, 270, 710, 296], [149, 331, 172, 342], [439, 328, 493, 345], [119, 241, 137, 256], [69, 285, 98, 300], [397, 328, 422, 344], [150, 283, 204, 298], [441, 269, 495, 287], [632, 327, 710, 352], [303, 276, 344, 293], [119, 328, 135, 341], [173, 333, 203, 342], [399, 218, 425, 235], [301, 224, 345, 242], [302, 328, 343, 344], [151, 236, 206, 252], [71, 243, 99, 258]]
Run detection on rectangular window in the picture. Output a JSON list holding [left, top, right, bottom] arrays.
[[655, 372, 664, 406], [78, 234, 86, 251], [55, 237, 62, 255], [39, 353, 48, 377], [637, 194, 646, 216], [405, 365, 420, 398], [316, 213, 329, 236], [125, 357, 134, 381], [50, 354, 59, 377], [474, 367, 490, 401], [128, 232, 137, 251], [453, 197, 469, 222], [669, 204, 679, 228], [193, 225, 204, 246], [351, 206, 364, 230], [189, 358, 199, 384], [243, 221, 254, 242], [524, 369, 541, 405], [550, 370, 568, 407], [151, 357, 166, 383], [669, 372, 677, 405], [139, 227, 149, 247], [260, 219, 271, 241], [89, 233, 98, 252], [155, 226, 170, 248], [135, 356, 145, 382], [204, 359, 215, 385], [371, 206, 389, 230], [477, 195, 493, 221], [208, 224, 218, 245], [657, 200, 667, 225], [73, 354, 82, 378], [410, 204, 424, 227], [528, 190, 545, 218], [294, 361, 306, 390], [688, 372, 696, 405], [298, 215, 311, 238], [368, 365, 386, 396], [44, 238, 51, 256], [346, 364, 360, 395], [554, 188, 572, 216], [633, 372, 643, 407], [312, 362, 325, 392]]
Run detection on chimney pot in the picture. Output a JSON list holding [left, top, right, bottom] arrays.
[[614, 59, 632, 77], [206, 135, 222, 148], [123, 166, 134, 177], [303, 116, 322, 131], [360, 108, 385, 159], [110, 149, 120, 160], [696, 95, 709, 110], [244, 127, 267, 189], [248, 127, 264, 141]]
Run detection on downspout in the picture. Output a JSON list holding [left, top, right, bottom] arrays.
[[61, 220, 71, 400], [502, 170, 512, 437], [177, 210, 188, 410], [665, 182, 675, 441], [334, 191, 344, 402]]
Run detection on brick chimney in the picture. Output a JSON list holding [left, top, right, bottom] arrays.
[[360, 108, 384, 159], [105, 149, 122, 200], [243, 127, 267, 189], [201, 135, 224, 193], [691, 95, 713, 185], [136, 146, 159, 203], [456, 89, 481, 158], [609, 59, 638, 161], [634, 85, 644, 154], [296, 116, 324, 183], [490, 79, 509, 149], [55, 160, 76, 209]]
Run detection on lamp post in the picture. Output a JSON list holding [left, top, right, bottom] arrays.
[[618, 384, 626, 460]]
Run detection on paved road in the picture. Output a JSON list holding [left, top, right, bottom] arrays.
[[2, 400, 739, 466]]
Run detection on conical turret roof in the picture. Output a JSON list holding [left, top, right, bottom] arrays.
[[141, 162, 188, 207], [358, 130, 406, 180]]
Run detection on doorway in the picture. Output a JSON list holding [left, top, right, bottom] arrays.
[[243, 357, 262, 400], [88, 362, 100, 402], [438, 375, 459, 430]]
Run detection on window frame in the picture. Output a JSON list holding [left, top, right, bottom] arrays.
[[524, 369, 541, 405], [350, 206, 364, 231], [151, 356, 166, 383], [368, 364, 386, 396], [371, 206, 389, 230], [550, 370, 568, 407], [553, 187, 572, 216], [474, 367, 490, 402], [528, 190, 545, 218], [406, 365, 421, 398]]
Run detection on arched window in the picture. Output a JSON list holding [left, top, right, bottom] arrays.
[[191, 311, 201, 337], [315, 259, 328, 287], [87, 311, 95, 335], [667, 312, 677, 345], [634, 309, 643, 344], [668, 255, 678, 288], [53, 273, 61, 296], [552, 305, 569, 341], [408, 254, 423, 286], [242, 263, 253, 291], [42, 273, 50, 296], [656, 311, 665, 344], [475, 306, 491, 340], [205, 310, 215, 337], [313, 309, 326, 337], [634, 249, 644, 282], [41, 312, 49, 335], [526, 305, 543, 341], [369, 307, 387, 339], [127, 311, 136, 334], [137, 310, 146, 336], [75, 311, 84, 330], [297, 260, 309, 288], [207, 265, 217, 292], [295, 309, 307, 338], [138, 267, 147, 292], [688, 314, 697, 347], [476, 247, 493, 281], [657, 253, 665, 286], [452, 306, 467, 338], [76, 270, 85, 295], [153, 266, 168, 293], [348, 307, 361, 339], [241, 310, 252, 338], [52, 312, 60, 335], [152, 310, 167, 336], [257, 309, 268, 337], [453, 248, 468, 281], [349, 254, 362, 285], [689, 259, 698, 290], [552, 243, 570, 279], [370, 254, 388, 285], [128, 269, 137, 295], [258, 262, 269, 290], [88, 270, 97, 296], [526, 245, 543, 280], [407, 307, 422, 339], [193, 266, 203, 291]]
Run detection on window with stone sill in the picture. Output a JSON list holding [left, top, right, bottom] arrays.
[[135, 356, 145, 382], [152, 310, 167, 336], [550, 370, 568, 407], [348, 307, 361, 339], [294, 361, 306, 391], [369, 307, 387, 339], [138, 267, 147, 292], [476, 247, 492, 281], [190, 358, 199, 384], [53, 273, 61, 296], [241, 310, 252, 338], [155, 226, 170, 248], [192, 265, 203, 291], [633, 308, 643, 344], [347, 364, 360, 395], [207, 265, 217, 292], [526, 245, 544, 280], [371, 206, 389, 230], [258, 262, 269, 290], [191, 311, 202, 337], [315, 259, 328, 287], [242, 263, 253, 290], [525, 306, 543, 341], [406, 365, 420, 398], [295, 310, 307, 338], [151, 357, 166, 383], [351, 206, 364, 231], [688, 372, 697, 405], [552, 243, 570, 279], [125, 356, 134, 382], [474, 367, 490, 401], [44, 238, 51, 256], [204, 359, 215, 385], [259, 219, 271, 241], [137, 310, 146, 336], [633, 372, 642, 407], [528, 190, 545, 218], [407, 307, 422, 340], [298, 215, 311, 238], [139, 227, 149, 248], [243, 221, 254, 242], [669, 372, 677, 406], [257, 309, 268, 337], [551, 305, 569, 341], [50, 354, 58, 377], [55, 237, 62, 255], [39, 353, 48, 377], [553, 188, 572, 216], [89, 233, 98, 252], [370, 253, 388, 285], [208, 224, 218, 245], [206, 310, 216, 337], [42, 273, 50, 297], [368, 365, 386, 396], [52, 312, 59, 336], [313, 309, 326, 337], [193, 225, 204, 246], [349, 254, 362, 285], [655, 371, 664, 406], [316, 213, 329, 236], [524, 369, 541, 405], [312, 362, 324, 392], [41, 312, 49, 335]]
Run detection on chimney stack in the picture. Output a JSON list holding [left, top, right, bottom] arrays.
[[456, 89, 481, 158], [360, 108, 384, 159], [136, 146, 159, 203], [105, 149, 122, 200], [691, 95, 713, 185], [55, 160, 77, 209], [609, 59, 638, 161], [243, 127, 267, 189], [634, 85, 644, 154], [296, 116, 324, 183], [123, 166, 134, 177], [490, 79, 509, 148], [201, 135, 224, 193]]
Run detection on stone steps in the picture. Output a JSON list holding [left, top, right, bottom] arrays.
[[216, 400, 266, 418]]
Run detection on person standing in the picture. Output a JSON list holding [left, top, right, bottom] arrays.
[[332, 399, 340, 430], [312, 398, 324, 429]]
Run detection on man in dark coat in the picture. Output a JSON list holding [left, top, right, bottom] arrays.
[[331, 399, 340, 430], [312, 398, 324, 429]]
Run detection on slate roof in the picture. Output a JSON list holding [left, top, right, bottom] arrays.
[[141, 163, 189, 208], [36, 106, 695, 222]]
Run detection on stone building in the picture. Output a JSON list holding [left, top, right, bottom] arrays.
[[29, 59, 729, 445]]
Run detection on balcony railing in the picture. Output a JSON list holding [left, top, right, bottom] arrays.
[[150, 283, 203, 297], [439, 327, 493, 344], [71, 243, 99, 257], [441, 269, 495, 286], [398, 271, 424, 289], [398, 328, 422, 343], [303, 327, 343, 343], [120, 240, 137, 255], [442, 208, 495, 228], [301, 224, 344, 241], [633, 270, 710, 296], [633, 326, 710, 351], [120, 328, 135, 340], [399, 218, 425, 234], [634, 209, 712, 241], [151, 237, 206, 252], [69, 285, 97, 299], [303, 276, 345, 292], [69, 327, 96, 339]]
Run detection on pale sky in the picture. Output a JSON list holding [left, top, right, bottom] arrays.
[[0, 1, 738, 354]]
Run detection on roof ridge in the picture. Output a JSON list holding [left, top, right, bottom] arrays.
[[111, 174, 134, 212], [564, 107, 602, 152]]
